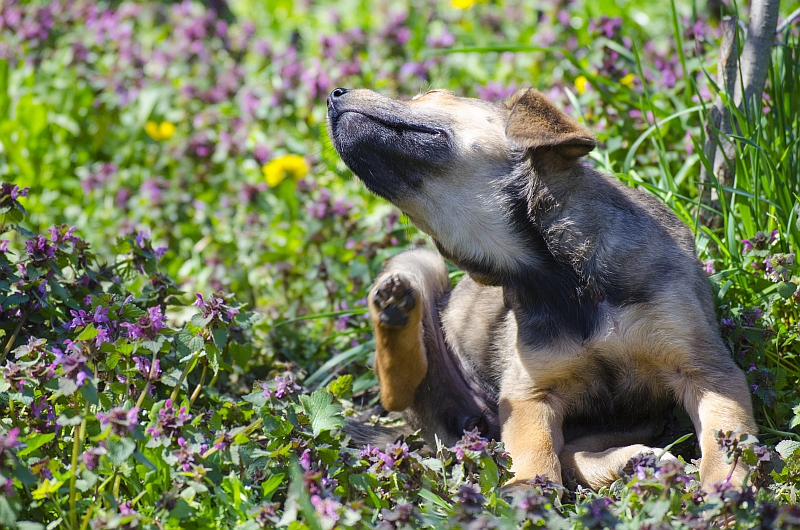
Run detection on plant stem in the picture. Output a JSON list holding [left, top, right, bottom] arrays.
[[69, 413, 86, 530], [1, 310, 28, 363], [135, 351, 160, 410], [189, 361, 207, 407], [170, 349, 200, 404]]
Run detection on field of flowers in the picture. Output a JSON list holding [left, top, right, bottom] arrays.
[[1, 0, 800, 527]]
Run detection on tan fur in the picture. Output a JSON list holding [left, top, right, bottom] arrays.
[[328, 87, 758, 492], [370, 299, 426, 412], [561, 444, 673, 490], [369, 250, 449, 411], [506, 89, 596, 157]]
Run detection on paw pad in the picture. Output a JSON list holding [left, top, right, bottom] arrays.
[[372, 274, 417, 327]]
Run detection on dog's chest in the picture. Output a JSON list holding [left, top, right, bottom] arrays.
[[556, 351, 674, 433]]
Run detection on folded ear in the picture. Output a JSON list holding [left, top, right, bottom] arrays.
[[505, 88, 596, 158]]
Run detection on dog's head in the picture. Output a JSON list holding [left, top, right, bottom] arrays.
[[327, 88, 595, 284]]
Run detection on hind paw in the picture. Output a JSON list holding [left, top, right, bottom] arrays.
[[371, 274, 417, 328]]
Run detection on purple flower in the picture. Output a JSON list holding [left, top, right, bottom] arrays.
[[585, 497, 614, 524], [80, 162, 117, 193], [330, 198, 352, 217], [0, 427, 20, 454], [96, 406, 139, 436], [426, 29, 455, 48], [120, 305, 166, 340], [703, 260, 715, 275], [454, 484, 486, 515], [94, 327, 111, 347], [67, 309, 91, 329], [398, 60, 433, 83], [80, 447, 106, 471], [174, 437, 197, 471], [140, 179, 164, 205], [25, 235, 56, 261], [310, 495, 341, 522], [742, 230, 779, 253], [764, 253, 794, 282], [477, 82, 518, 101], [145, 398, 192, 441], [654, 459, 692, 488], [53, 341, 89, 388], [589, 16, 622, 39], [193, 293, 239, 323], [133, 356, 161, 379], [454, 427, 488, 461], [118, 501, 137, 517], [0, 183, 29, 201], [299, 449, 312, 471], [212, 429, 233, 451], [273, 375, 300, 399], [135, 229, 150, 249]]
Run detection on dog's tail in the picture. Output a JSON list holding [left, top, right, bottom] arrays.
[[344, 420, 416, 448]]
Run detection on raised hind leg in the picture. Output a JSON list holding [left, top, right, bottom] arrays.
[[368, 249, 450, 411]]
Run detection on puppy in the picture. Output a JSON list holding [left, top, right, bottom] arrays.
[[326, 87, 756, 490]]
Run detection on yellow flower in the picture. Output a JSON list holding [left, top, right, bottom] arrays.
[[620, 73, 635, 88], [575, 75, 589, 95], [145, 121, 176, 141], [451, 0, 475, 9], [262, 154, 309, 187]]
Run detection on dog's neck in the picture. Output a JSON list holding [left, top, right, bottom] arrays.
[[478, 154, 603, 345]]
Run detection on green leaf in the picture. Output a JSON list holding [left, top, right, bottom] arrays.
[[776, 281, 797, 299], [76, 324, 99, 341], [790, 404, 800, 429], [479, 455, 499, 489], [49, 279, 75, 307], [0, 495, 20, 527], [12, 464, 37, 487], [775, 440, 800, 460], [211, 326, 229, 350], [191, 313, 213, 328], [229, 342, 252, 368], [57, 377, 79, 396], [80, 381, 99, 405], [298, 390, 345, 437], [741, 448, 758, 466], [418, 488, 451, 509], [107, 437, 136, 466], [177, 327, 204, 353], [15, 522, 45, 530], [122, 304, 146, 321], [18, 432, 55, 457], [327, 374, 352, 399], [261, 473, 285, 500], [141, 334, 165, 354], [206, 342, 220, 375], [106, 351, 120, 370], [168, 498, 192, 520]]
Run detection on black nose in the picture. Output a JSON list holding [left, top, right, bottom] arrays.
[[327, 88, 348, 109]]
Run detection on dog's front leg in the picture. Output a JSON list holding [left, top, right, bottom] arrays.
[[671, 355, 757, 490], [499, 364, 565, 487], [683, 378, 757, 490]]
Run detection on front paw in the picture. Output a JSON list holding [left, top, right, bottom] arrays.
[[371, 274, 418, 328]]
